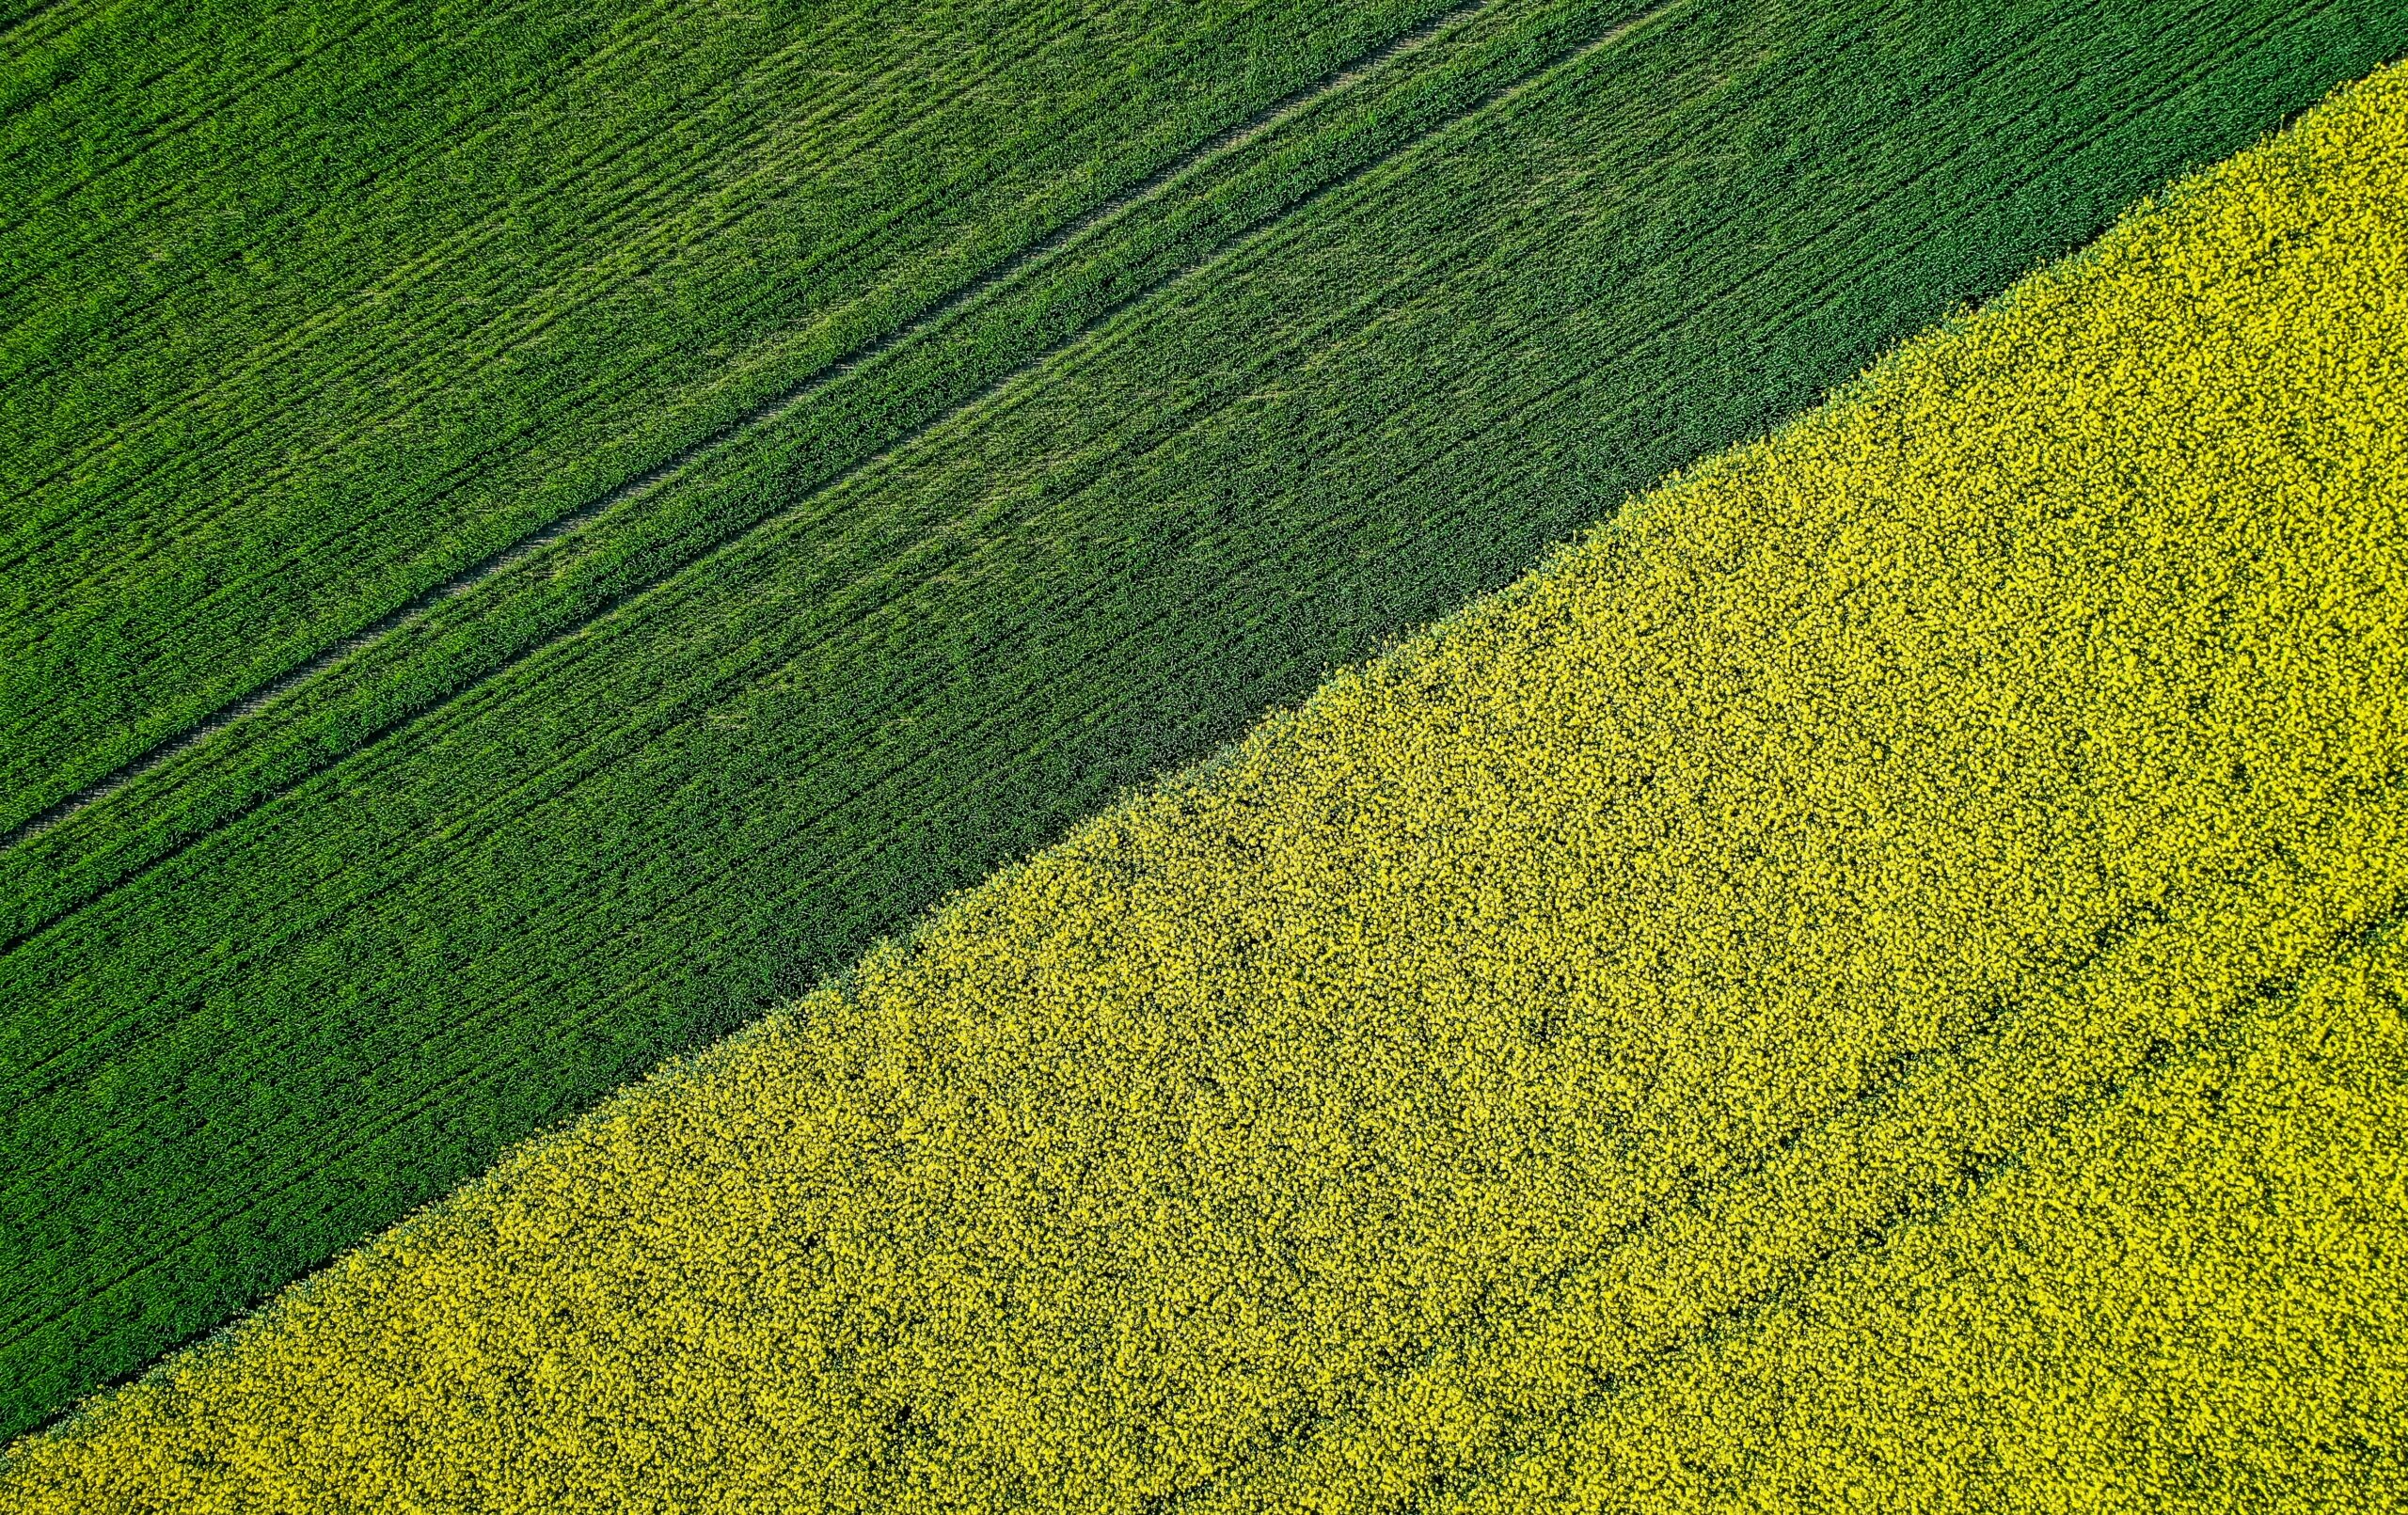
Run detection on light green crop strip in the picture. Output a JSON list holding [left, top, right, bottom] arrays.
[[5, 56, 2404, 1515]]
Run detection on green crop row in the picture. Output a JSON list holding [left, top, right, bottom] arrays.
[[5, 52, 2400, 1506], [0, 0, 1460, 825], [4, 0, 2397, 1441], [0, 0, 1664, 947]]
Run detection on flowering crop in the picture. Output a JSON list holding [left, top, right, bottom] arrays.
[[5, 52, 2405, 1515], [13, 1, 2394, 1435], [1456, 913, 2408, 1511]]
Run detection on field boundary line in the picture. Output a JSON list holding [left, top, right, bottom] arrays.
[[0, 0, 1631, 995], [0, 0, 1665, 862], [0, 0, 1693, 1311], [0, 0, 2191, 1001], [0, 4, 1728, 1340]]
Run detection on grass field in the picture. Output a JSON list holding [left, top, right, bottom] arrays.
[[4, 55, 2399, 1507], [6, 0, 2404, 1443]]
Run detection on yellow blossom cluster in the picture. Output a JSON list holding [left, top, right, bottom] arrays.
[[5, 56, 2405, 1515], [1456, 908, 2408, 1511]]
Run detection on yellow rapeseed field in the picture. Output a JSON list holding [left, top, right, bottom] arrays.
[[1456, 909, 2408, 1512], [7, 58, 2405, 1515]]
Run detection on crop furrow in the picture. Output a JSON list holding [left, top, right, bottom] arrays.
[[0, 0, 1654, 860], [0, 0, 1039, 527], [0, 1, 415, 244]]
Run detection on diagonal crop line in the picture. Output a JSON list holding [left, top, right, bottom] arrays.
[[0, 0, 1678, 872], [0, 0, 88, 57], [1145, 782, 2408, 1513], [0, 0, 1679, 1178], [0, 0, 2166, 1076], [1411, 898, 2408, 1515], [0, 0, 409, 245], [23, 0, 2205, 1218], [0, 0, 1090, 554], [0, 0, 1514, 856], [0, 0, 2214, 1090], [0, 0, 1719, 1361]]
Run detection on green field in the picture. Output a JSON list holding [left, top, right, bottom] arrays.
[[5, 0, 2402, 1441], [5, 57, 2400, 1504], [1, 0, 1462, 827]]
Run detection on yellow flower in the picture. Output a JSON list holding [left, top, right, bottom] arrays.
[[8, 55, 2407, 1515]]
